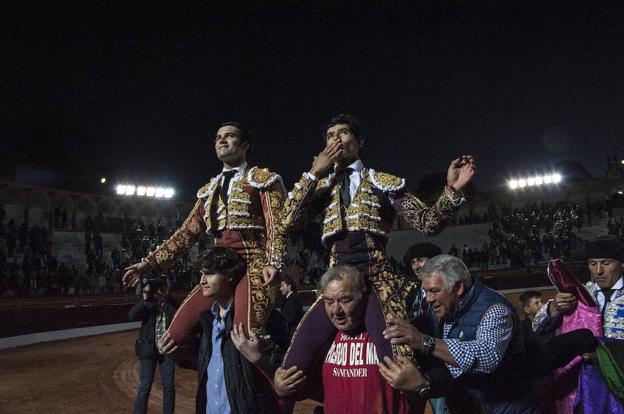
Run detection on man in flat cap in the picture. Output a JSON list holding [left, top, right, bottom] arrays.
[[402, 242, 442, 323], [533, 235, 624, 338]]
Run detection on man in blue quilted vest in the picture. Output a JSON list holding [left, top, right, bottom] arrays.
[[382, 254, 539, 413]]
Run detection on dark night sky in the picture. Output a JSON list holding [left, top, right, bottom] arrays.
[[2, 1, 624, 200]]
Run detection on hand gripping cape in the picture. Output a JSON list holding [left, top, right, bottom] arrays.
[[547, 259, 603, 414]]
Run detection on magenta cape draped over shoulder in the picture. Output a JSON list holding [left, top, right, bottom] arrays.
[[547, 259, 603, 414]]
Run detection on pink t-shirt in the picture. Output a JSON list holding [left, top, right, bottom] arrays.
[[322, 330, 410, 414]]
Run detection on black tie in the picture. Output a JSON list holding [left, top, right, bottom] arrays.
[[601, 288, 615, 316], [338, 168, 353, 208], [220, 170, 236, 205]]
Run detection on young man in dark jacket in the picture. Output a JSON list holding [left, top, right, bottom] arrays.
[[128, 278, 179, 414], [159, 246, 289, 414]]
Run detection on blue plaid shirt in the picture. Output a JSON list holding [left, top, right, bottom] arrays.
[[442, 297, 513, 378]]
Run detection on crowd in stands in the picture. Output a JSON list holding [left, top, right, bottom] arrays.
[[0, 197, 619, 298], [607, 216, 624, 236], [0, 207, 205, 297], [438, 197, 615, 227], [50, 206, 74, 230], [449, 202, 584, 271], [0, 213, 61, 297]]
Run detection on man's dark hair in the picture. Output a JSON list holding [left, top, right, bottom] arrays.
[[196, 246, 246, 287], [220, 121, 254, 150], [325, 114, 363, 141], [518, 290, 542, 310], [281, 274, 297, 292]]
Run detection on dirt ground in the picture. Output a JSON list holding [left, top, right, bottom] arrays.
[[0, 330, 321, 414]]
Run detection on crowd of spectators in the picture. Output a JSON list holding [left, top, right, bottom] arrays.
[[50, 206, 74, 230], [450, 202, 584, 271], [607, 216, 624, 236], [0, 196, 618, 297], [0, 216, 60, 297], [0, 206, 204, 297]]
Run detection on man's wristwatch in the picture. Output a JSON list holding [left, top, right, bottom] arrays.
[[421, 335, 436, 355], [416, 374, 431, 398]]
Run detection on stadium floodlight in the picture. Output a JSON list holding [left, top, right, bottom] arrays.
[[115, 183, 175, 199], [508, 172, 562, 190]]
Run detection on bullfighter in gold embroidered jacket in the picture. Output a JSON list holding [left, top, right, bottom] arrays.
[[123, 122, 287, 342], [281, 114, 476, 375]]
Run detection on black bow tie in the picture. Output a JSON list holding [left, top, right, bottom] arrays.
[[336, 168, 353, 208], [220, 170, 236, 204], [602, 288, 616, 303]]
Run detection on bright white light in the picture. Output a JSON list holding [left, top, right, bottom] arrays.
[[116, 183, 175, 198], [618, 191, 624, 195], [507, 172, 562, 191], [100, 177, 107, 184]]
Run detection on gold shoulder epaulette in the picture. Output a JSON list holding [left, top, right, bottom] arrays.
[[368, 169, 406, 192], [248, 166, 282, 189]]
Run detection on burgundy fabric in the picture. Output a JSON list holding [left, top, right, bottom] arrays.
[[168, 284, 211, 344], [364, 291, 393, 361], [547, 259, 596, 307], [283, 299, 336, 370]]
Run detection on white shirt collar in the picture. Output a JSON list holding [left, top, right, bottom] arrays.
[[610, 276, 624, 291], [221, 161, 247, 178], [335, 159, 364, 174]]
